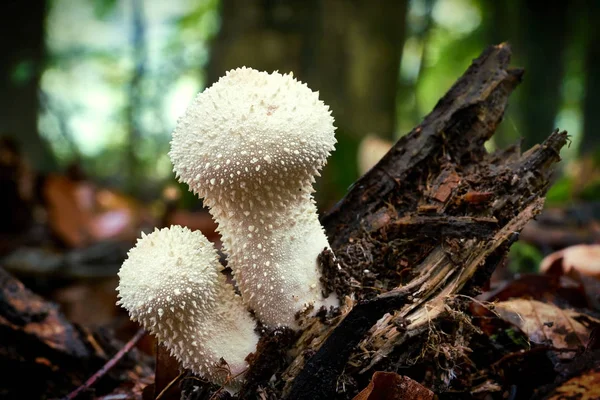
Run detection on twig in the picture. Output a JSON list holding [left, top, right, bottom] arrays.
[[63, 328, 146, 400], [155, 371, 185, 400]]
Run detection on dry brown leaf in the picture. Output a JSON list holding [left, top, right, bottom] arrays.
[[494, 299, 599, 354], [540, 244, 600, 279], [352, 371, 434, 400], [44, 175, 151, 247], [44, 174, 91, 247], [545, 367, 600, 400]]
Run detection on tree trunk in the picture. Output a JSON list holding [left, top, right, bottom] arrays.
[[581, 1, 600, 155], [309, 0, 407, 141], [513, 0, 569, 149], [206, 0, 320, 86], [484, 0, 569, 150], [125, 0, 147, 194], [0, 0, 56, 171], [285, 44, 567, 400]]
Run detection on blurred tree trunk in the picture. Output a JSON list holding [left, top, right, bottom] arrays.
[[514, 0, 568, 149], [581, 1, 600, 155], [309, 0, 407, 141], [125, 0, 147, 194], [207, 0, 320, 84], [0, 0, 56, 171], [484, 0, 568, 150], [206, 0, 408, 204]]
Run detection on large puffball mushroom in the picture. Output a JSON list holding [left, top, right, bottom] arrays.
[[117, 226, 259, 387], [170, 67, 339, 329]]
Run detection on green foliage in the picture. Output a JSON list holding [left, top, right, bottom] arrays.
[[92, 0, 117, 19], [579, 180, 600, 201], [10, 60, 35, 85], [507, 241, 544, 274], [397, 0, 485, 137], [545, 176, 574, 206], [316, 132, 361, 209], [505, 327, 531, 349]]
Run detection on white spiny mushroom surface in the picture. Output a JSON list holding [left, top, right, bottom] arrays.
[[170, 67, 340, 328], [117, 226, 258, 386]]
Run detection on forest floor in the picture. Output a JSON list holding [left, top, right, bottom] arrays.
[[0, 44, 599, 400]]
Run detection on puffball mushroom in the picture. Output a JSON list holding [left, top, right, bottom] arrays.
[[117, 226, 259, 387], [170, 67, 340, 329]]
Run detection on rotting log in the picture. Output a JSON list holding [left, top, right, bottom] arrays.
[[239, 43, 566, 400]]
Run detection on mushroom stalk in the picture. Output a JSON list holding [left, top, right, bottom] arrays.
[[117, 226, 258, 388], [170, 67, 340, 328], [209, 180, 336, 328]]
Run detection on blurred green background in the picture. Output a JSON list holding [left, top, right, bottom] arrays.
[[2, 0, 599, 209]]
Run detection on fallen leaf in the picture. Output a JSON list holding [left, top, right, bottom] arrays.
[[52, 277, 120, 327], [540, 244, 600, 279], [353, 371, 434, 400], [479, 273, 590, 309], [545, 366, 600, 400], [44, 174, 90, 247], [44, 175, 152, 248], [494, 299, 599, 355]]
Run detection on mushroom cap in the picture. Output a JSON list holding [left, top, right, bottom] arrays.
[[169, 67, 336, 197], [117, 226, 220, 322], [117, 226, 258, 385]]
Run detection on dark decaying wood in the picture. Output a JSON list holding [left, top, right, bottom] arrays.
[[0, 267, 153, 399], [323, 43, 523, 250], [278, 43, 567, 399]]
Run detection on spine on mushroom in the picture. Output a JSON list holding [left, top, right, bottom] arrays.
[[169, 67, 340, 329], [116, 226, 258, 386]]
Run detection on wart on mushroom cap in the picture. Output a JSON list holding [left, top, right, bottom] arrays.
[[170, 67, 340, 329], [116, 226, 259, 387]]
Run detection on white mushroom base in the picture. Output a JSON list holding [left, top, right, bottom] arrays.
[[219, 199, 340, 329]]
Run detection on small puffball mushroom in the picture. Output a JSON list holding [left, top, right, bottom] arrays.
[[170, 67, 339, 329], [117, 226, 259, 387]]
